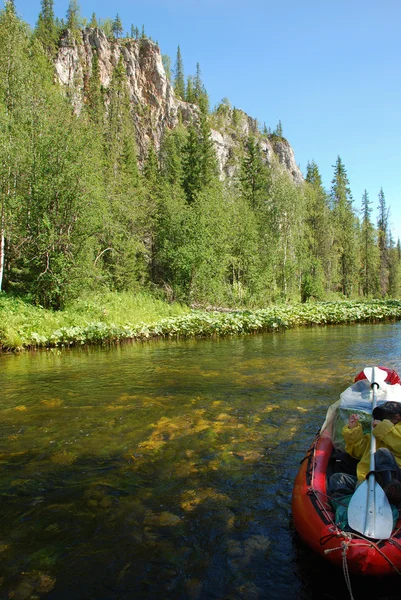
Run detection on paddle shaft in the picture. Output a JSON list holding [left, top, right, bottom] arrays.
[[347, 366, 393, 539], [365, 370, 379, 537]]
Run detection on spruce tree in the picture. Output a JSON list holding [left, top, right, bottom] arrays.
[[112, 14, 123, 39], [388, 233, 401, 297], [162, 54, 171, 80], [143, 144, 161, 282], [274, 120, 283, 137], [360, 189, 379, 296], [193, 62, 208, 107], [173, 45, 185, 99], [159, 125, 185, 184], [102, 55, 149, 290], [185, 76, 194, 103], [34, 0, 58, 57], [377, 187, 389, 296], [86, 51, 104, 126], [240, 135, 270, 210], [66, 0, 81, 34], [89, 12, 98, 28], [330, 156, 358, 297], [182, 96, 218, 204], [303, 160, 332, 299]]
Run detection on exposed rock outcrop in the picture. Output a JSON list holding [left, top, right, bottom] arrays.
[[54, 29, 303, 184]]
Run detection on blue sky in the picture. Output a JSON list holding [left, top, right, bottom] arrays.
[[12, 0, 401, 240]]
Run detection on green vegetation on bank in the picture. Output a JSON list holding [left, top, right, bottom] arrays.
[[1, 3, 401, 317], [1, 293, 400, 351]]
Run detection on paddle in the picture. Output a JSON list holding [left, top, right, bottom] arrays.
[[347, 366, 394, 539]]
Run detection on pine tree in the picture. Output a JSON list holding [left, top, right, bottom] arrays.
[[101, 55, 150, 290], [193, 62, 208, 107], [162, 54, 171, 80], [185, 76, 194, 103], [330, 156, 358, 297], [173, 45, 185, 99], [387, 233, 401, 297], [240, 135, 270, 210], [85, 51, 104, 126], [182, 96, 218, 204], [112, 14, 123, 39], [302, 160, 332, 300], [66, 0, 80, 33], [274, 120, 283, 137], [34, 0, 58, 57], [360, 189, 379, 296], [5, 0, 15, 12], [89, 12, 98, 28], [143, 144, 161, 282], [377, 187, 389, 296], [159, 125, 185, 184]]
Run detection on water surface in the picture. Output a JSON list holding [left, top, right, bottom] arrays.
[[1, 322, 401, 599]]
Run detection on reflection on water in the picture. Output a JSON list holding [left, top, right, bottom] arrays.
[[1, 323, 401, 599]]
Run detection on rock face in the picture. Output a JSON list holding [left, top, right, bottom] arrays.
[[54, 28, 303, 184]]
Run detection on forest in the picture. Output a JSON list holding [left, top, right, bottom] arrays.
[[1, 0, 400, 314]]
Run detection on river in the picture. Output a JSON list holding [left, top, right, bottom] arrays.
[[1, 322, 401, 600]]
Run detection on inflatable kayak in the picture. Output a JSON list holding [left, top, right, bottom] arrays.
[[292, 367, 401, 576]]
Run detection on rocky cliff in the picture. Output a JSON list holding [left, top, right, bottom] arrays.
[[55, 28, 303, 185]]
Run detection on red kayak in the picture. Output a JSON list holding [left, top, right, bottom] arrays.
[[292, 367, 401, 576]]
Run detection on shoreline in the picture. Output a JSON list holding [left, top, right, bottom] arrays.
[[1, 298, 401, 353]]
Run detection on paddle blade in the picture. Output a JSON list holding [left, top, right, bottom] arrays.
[[348, 479, 394, 539], [363, 366, 388, 387]]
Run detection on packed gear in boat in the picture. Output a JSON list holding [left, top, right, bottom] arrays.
[[292, 366, 401, 582]]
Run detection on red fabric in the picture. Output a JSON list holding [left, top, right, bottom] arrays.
[[292, 431, 401, 575], [354, 367, 401, 385]]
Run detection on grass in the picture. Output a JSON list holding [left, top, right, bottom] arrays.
[[0, 293, 401, 352], [0, 291, 189, 350]]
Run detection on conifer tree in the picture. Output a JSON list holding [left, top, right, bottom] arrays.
[[330, 156, 358, 297], [5, 0, 15, 12], [86, 51, 104, 126], [359, 189, 379, 296], [159, 126, 185, 184], [274, 120, 283, 137], [377, 187, 389, 296], [162, 54, 171, 80], [112, 14, 123, 38], [153, 126, 188, 296], [89, 12, 98, 27], [302, 160, 332, 300], [143, 144, 161, 282], [240, 135, 270, 210], [66, 0, 81, 34], [182, 96, 218, 204], [102, 55, 149, 289], [173, 45, 185, 99], [386, 234, 401, 297], [193, 62, 208, 107], [231, 107, 240, 127], [185, 76, 194, 103], [35, 0, 58, 57]]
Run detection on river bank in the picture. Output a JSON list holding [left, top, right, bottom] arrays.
[[1, 292, 401, 351]]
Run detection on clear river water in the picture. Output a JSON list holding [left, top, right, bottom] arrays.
[[1, 322, 401, 600]]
